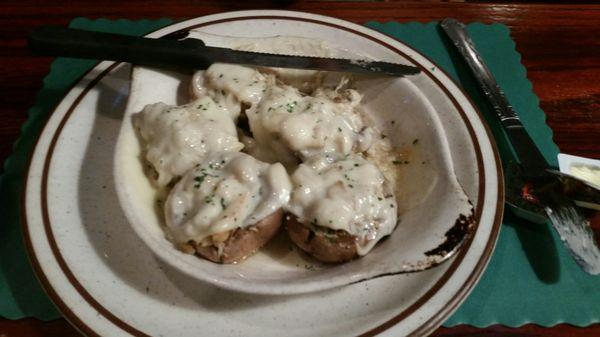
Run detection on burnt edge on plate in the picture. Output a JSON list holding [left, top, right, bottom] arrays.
[[348, 206, 477, 286], [425, 209, 476, 258]]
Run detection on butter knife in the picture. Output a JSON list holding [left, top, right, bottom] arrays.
[[440, 18, 600, 274], [28, 26, 420, 77]]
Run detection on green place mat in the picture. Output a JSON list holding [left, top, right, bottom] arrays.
[[1, 18, 598, 328]]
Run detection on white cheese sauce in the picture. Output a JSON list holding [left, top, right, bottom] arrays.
[[249, 82, 373, 164], [286, 154, 397, 255], [192, 63, 275, 118], [193, 63, 375, 168], [165, 152, 291, 244], [133, 96, 244, 186]]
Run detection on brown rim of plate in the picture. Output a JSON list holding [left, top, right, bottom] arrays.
[[20, 14, 504, 337]]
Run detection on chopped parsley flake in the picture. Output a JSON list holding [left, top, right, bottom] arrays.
[[285, 101, 297, 113], [205, 195, 213, 204], [392, 160, 401, 165], [338, 127, 342, 132], [305, 264, 316, 271], [413, 138, 419, 144], [220, 198, 227, 209]]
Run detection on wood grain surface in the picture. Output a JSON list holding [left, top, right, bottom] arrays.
[[0, 1, 598, 336]]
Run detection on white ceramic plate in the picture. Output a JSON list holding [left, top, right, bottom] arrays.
[[24, 10, 503, 337]]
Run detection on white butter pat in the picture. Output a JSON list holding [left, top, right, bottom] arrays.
[[570, 165, 600, 189]]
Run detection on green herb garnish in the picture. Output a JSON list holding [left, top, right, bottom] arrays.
[[285, 101, 297, 112]]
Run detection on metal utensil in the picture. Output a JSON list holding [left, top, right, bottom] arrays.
[[28, 26, 421, 77], [440, 18, 600, 274]]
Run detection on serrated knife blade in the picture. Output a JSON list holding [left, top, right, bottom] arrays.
[[28, 26, 421, 77]]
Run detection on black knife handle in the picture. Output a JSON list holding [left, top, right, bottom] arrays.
[[28, 26, 211, 70]]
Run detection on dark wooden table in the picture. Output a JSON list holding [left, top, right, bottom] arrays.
[[1, 1, 598, 336]]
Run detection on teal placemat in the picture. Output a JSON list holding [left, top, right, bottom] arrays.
[[1, 18, 598, 327]]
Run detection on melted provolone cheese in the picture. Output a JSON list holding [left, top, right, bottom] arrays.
[[188, 32, 333, 92], [133, 96, 244, 186], [193, 63, 274, 112], [249, 83, 372, 165], [165, 152, 291, 244], [192, 64, 374, 168], [286, 154, 397, 255]]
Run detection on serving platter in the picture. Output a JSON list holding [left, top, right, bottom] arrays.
[[23, 10, 503, 336]]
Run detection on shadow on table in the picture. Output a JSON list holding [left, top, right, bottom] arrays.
[[504, 212, 560, 284]]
